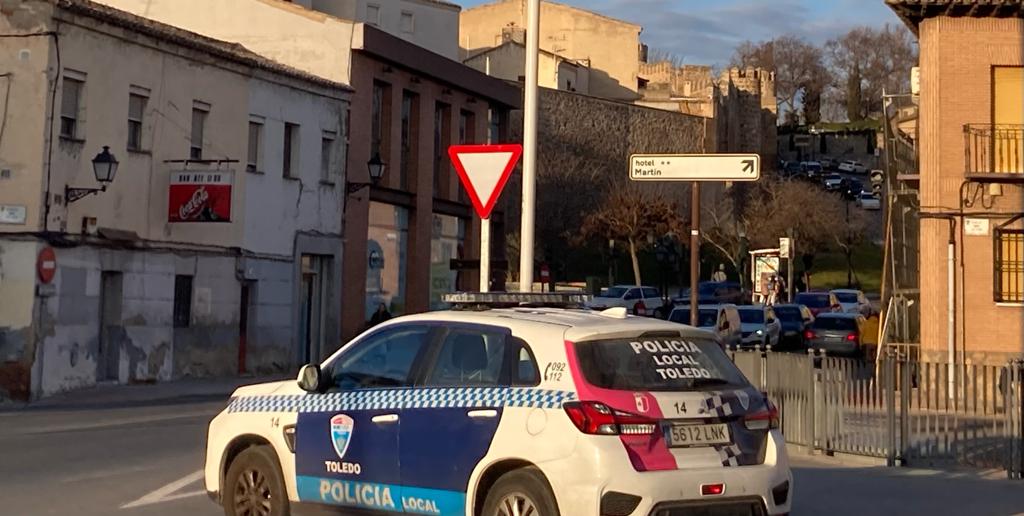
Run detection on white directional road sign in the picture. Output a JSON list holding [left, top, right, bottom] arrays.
[[629, 154, 761, 182]]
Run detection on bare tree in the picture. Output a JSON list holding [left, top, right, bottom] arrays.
[[826, 24, 918, 121], [578, 186, 686, 285], [732, 35, 830, 125], [834, 202, 872, 287]]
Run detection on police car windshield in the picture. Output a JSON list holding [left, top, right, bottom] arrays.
[[573, 337, 748, 392]]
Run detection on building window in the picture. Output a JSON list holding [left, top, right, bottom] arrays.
[[459, 110, 475, 144], [433, 102, 451, 196], [60, 74, 85, 139], [127, 88, 148, 151], [247, 116, 264, 173], [996, 229, 1024, 303], [371, 82, 392, 164], [400, 11, 415, 34], [400, 91, 419, 191], [173, 275, 193, 328], [366, 3, 381, 26], [284, 122, 300, 179], [191, 102, 209, 160], [488, 105, 503, 144], [321, 130, 337, 183]]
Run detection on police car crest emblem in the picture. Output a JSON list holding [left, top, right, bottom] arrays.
[[330, 414, 355, 459]]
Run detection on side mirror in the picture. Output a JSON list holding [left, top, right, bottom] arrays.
[[297, 364, 324, 393]]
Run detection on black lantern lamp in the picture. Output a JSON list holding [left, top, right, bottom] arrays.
[[66, 146, 118, 204], [347, 153, 386, 195]]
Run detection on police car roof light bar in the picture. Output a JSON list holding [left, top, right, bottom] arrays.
[[443, 291, 591, 310]]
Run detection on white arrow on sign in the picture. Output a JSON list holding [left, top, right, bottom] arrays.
[[629, 154, 761, 182], [449, 144, 523, 220]]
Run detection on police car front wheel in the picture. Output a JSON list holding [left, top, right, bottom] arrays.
[[223, 445, 290, 516], [482, 468, 559, 516]]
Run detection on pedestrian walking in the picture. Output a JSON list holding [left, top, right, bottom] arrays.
[[369, 303, 392, 327], [711, 264, 727, 282]]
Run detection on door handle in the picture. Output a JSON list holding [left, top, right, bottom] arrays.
[[468, 409, 498, 419], [371, 414, 399, 424]]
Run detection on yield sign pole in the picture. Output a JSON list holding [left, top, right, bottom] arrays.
[[449, 144, 523, 293], [520, 0, 541, 292]]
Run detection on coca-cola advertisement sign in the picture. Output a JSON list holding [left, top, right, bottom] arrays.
[[168, 170, 232, 223]]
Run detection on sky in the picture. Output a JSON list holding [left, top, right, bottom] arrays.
[[457, 0, 904, 66]]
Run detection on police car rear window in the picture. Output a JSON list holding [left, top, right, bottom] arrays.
[[573, 337, 749, 392]]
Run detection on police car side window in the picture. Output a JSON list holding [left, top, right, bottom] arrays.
[[511, 340, 540, 386], [330, 326, 430, 390], [425, 329, 507, 387]]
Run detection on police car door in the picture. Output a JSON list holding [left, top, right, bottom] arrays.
[[396, 325, 512, 516], [294, 324, 435, 513]]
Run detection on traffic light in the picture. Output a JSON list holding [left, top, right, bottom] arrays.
[[870, 170, 885, 195]]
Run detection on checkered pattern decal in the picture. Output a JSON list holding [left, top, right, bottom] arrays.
[[702, 394, 735, 417], [716, 444, 743, 467], [227, 387, 577, 414]]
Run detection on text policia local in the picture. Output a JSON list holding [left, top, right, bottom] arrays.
[[630, 340, 713, 380]]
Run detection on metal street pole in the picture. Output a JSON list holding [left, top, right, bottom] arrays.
[[690, 182, 701, 327], [518, 0, 540, 292], [481, 55, 492, 293], [788, 228, 795, 302]]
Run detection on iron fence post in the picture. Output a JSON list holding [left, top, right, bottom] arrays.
[[807, 348, 817, 455], [899, 349, 910, 466], [886, 347, 897, 467]]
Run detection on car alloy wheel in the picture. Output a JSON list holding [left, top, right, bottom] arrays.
[[234, 468, 273, 516], [496, 492, 539, 516]]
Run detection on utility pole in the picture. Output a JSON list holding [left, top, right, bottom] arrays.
[[690, 183, 700, 327], [518, 0, 540, 292]]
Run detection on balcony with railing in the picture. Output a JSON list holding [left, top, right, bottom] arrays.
[[964, 124, 1024, 182]]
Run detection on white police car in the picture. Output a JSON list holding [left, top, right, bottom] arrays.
[[205, 293, 792, 516]]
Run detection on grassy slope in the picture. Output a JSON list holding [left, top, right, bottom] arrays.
[[808, 244, 884, 293]]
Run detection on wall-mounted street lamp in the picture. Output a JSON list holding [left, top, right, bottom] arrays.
[[347, 153, 386, 195], [65, 146, 118, 204]]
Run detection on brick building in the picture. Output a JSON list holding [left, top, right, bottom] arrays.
[[886, 0, 1024, 363]]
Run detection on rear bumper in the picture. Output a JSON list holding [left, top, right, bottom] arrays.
[[541, 430, 793, 516]]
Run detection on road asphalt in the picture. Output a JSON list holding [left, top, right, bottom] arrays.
[[3, 383, 1024, 516]]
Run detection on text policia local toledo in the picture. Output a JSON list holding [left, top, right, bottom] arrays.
[[629, 340, 713, 380]]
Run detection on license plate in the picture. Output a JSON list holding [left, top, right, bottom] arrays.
[[667, 423, 731, 447]]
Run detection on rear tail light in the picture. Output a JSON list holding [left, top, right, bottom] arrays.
[[743, 401, 780, 431], [846, 333, 859, 342], [701, 483, 726, 496], [803, 330, 815, 340], [563, 401, 658, 436]]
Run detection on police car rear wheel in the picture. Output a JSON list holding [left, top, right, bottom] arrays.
[[223, 445, 290, 516], [483, 468, 558, 516]]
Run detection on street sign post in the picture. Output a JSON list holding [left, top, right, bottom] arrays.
[[449, 144, 523, 293], [629, 153, 761, 324]]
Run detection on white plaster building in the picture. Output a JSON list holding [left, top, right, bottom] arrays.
[[0, 0, 352, 399]]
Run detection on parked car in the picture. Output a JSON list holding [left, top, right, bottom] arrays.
[[668, 304, 743, 347], [675, 281, 747, 306], [772, 304, 815, 350], [736, 305, 782, 348], [823, 173, 845, 191], [793, 291, 842, 317], [783, 161, 803, 177], [819, 158, 836, 170], [830, 289, 873, 316], [838, 160, 868, 174], [842, 180, 864, 200], [801, 161, 824, 179], [589, 285, 664, 316], [857, 191, 881, 210], [804, 313, 867, 357]]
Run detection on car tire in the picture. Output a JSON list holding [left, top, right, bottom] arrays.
[[482, 467, 560, 516], [222, 445, 290, 516]]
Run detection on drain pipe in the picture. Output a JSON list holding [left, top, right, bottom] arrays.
[[922, 214, 957, 400]]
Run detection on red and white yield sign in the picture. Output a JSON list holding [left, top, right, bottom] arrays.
[[448, 144, 523, 220]]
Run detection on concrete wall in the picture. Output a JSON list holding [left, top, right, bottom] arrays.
[[0, 239, 39, 400], [460, 0, 641, 100], [97, 0, 356, 85], [917, 16, 1024, 363], [0, 2, 53, 233], [244, 79, 347, 256]]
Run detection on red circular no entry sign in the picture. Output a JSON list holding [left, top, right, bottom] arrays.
[[37, 246, 57, 284]]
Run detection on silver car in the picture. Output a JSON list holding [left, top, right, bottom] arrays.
[[736, 305, 782, 348]]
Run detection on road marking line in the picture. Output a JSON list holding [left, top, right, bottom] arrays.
[[120, 470, 204, 509]]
